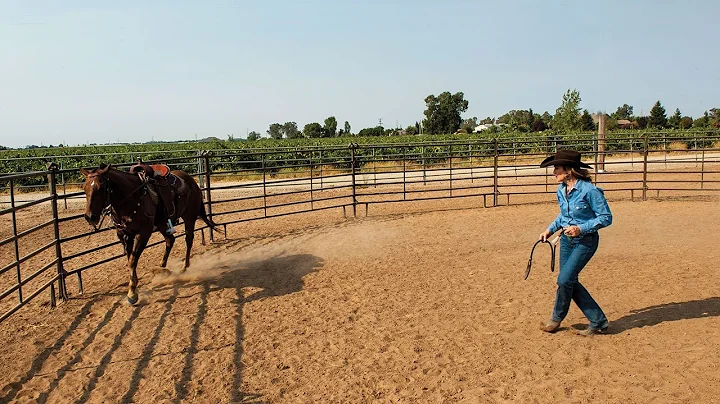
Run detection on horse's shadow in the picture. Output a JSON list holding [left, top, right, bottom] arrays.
[[571, 297, 720, 334], [153, 251, 324, 302]]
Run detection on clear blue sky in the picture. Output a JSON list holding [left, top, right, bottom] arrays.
[[1, 0, 718, 148]]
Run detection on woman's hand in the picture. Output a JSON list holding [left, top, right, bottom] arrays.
[[539, 229, 552, 241], [563, 226, 581, 237]]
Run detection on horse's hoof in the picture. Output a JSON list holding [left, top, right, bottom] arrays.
[[127, 295, 139, 306]]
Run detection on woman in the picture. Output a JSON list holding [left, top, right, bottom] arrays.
[[538, 150, 613, 336]]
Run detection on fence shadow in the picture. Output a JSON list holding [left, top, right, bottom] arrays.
[[146, 252, 323, 403], [0, 293, 107, 404]]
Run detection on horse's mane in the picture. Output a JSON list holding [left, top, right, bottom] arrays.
[[94, 164, 135, 177]]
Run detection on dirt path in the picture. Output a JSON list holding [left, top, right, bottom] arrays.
[[1, 194, 720, 403]]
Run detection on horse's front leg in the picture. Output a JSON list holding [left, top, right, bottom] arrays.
[[117, 231, 134, 260], [127, 232, 150, 305]]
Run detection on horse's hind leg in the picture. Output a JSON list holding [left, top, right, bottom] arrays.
[[182, 219, 196, 271], [161, 233, 175, 268], [127, 233, 150, 305]]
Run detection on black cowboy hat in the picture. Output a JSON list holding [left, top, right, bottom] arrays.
[[539, 150, 592, 169]]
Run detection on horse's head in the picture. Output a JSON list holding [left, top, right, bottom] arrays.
[[80, 164, 111, 226]]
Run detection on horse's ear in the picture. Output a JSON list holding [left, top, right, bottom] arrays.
[[97, 164, 110, 175], [80, 168, 90, 177]]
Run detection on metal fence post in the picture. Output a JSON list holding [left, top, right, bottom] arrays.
[[319, 150, 324, 190], [309, 150, 314, 210], [47, 162, 68, 304], [372, 148, 377, 187], [493, 139, 499, 206], [261, 153, 267, 217], [197, 151, 205, 189], [469, 144, 474, 183], [422, 146, 427, 185], [202, 152, 214, 242], [9, 179, 22, 304], [593, 132, 598, 183], [448, 144, 453, 197], [701, 145, 706, 189], [642, 133, 649, 201], [60, 163, 68, 210], [402, 146, 407, 200], [350, 143, 357, 217]]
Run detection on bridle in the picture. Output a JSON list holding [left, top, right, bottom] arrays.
[[524, 234, 560, 280], [88, 172, 148, 232]]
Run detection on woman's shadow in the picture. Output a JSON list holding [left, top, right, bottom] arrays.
[[608, 297, 720, 333]]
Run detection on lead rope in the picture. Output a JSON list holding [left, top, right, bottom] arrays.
[[524, 233, 560, 280]]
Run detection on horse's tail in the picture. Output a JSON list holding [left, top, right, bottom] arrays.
[[199, 201, 224, 234]]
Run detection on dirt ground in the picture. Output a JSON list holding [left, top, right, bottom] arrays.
[[1, 188, 720, 403]]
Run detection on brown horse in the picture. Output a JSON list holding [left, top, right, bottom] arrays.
[[80, 163, 221, 305]]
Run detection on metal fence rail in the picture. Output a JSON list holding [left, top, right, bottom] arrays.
[[1, 131, 720, 323]]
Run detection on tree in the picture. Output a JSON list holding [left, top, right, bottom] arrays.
[[668, 108, 682, 129], [680, 116, 694, 129], [635, 116, 649, 129], [527, 108, 535, 131], [422, 91, 469, 134], [693, 111, 710, 128], [357, 126, 384, 137], [604, 115, 618, 130], [323, 116, 337, 137], [344, 121, 351, 136], [247, 131, 261, 141], [282, 121, 301, 139], [531, 119, 548, 132], [479, 117, 494, 124], [541, 111, 553, 126], [612, 104, 634, 120], [649, 101, 667, 128], [405, 125, 418, 135], [496, 110, 532, 126], [710, 108, 720, 128], [580, 110, 595, 131], [553, 89, 582, 132], [461, 116, 478, 133], [303, 122, 324, 138], [267, 123, 283, 139]]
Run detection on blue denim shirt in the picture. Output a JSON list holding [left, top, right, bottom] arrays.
[[547, 179, 612, 235]]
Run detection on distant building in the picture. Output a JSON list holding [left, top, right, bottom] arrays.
[[591, 114, 637, 129], [473, 123, 506, 133], [616, 119, 634, 129]]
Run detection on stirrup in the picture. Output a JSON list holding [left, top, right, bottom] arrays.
[[166, 219, 176, 235]]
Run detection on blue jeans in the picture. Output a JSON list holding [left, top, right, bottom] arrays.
[[551, 232, 608, 329]]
